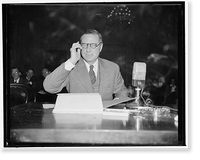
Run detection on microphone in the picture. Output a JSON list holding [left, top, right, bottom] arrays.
[[132, 62, 146, 88]]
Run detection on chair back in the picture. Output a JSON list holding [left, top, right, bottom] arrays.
[[10, 83, 36, 107]]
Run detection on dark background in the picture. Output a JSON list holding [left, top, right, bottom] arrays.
[[3, 2, 185, 105]]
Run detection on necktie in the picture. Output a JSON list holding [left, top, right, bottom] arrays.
[[89, 65, 96, 85]]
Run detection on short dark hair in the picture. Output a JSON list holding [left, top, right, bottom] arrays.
[[26, 68, 35, 73], [80, 29, 103, 43], [11, 67, 19, 73]]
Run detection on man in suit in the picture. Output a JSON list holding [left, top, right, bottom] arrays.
[[43, 29, 128, 101], [10, 67, 28, 84], [25, 68, 40, 92]]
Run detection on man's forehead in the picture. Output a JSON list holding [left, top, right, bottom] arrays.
[[28, 70, 33, 73], [43, 69, 48, 72], [81, 34, 99, 42], [12, 68, 19, 72]]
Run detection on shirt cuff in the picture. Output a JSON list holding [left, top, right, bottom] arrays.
[[65, 59, 75, 71]]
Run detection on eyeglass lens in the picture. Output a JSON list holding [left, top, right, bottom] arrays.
[[81, 43, 101, 49]]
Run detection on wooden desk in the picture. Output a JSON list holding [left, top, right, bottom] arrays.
[[9, 102, 178, 146]]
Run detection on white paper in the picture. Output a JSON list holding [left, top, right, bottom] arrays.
[[53, 93, 103, 114], [103, 108, 130, 116]]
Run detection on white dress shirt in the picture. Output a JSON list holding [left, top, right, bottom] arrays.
[[65, 59, 98, 77], [83, 59, 98, 77], [14, 78, 20, 83]]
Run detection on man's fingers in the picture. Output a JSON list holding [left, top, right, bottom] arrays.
[[72, 42, 82, 50], [69, 42, 82, 65]]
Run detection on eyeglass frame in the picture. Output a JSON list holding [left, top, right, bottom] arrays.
[[81, 42, 102, 49]]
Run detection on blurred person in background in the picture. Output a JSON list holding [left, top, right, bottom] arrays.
[[42, 68, 51, 79], [10, 67, 28, 84], [26, 68, 40, 91], [163, 78, 178, 106], [37, 68, 57, 103], [38, 68, 51, 92]]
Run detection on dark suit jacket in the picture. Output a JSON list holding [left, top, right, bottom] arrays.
[[43, 58, 127, 101], [10, 77, 28, 85], [26, 75, 40, 91]]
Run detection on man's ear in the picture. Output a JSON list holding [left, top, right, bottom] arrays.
[[99, 43, 103, 52]]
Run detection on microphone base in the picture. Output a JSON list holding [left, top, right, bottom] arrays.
[[126, 98, 143, 108], [126, 86, 143, 108]]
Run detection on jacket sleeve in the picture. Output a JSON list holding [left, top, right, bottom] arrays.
[[43, 63, 70, 93], [113, 65, 128, 98]]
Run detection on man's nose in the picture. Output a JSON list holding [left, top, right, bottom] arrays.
[[86, 44, 91, 51]]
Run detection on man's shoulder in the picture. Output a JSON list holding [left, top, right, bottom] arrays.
[[99, 58, 118, 68], [20, 77, 28, 83]]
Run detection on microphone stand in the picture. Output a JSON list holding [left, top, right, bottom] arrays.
[[126, 86, 142, 108], [134, 87, 141, 106], [130, 62, 146, 108]]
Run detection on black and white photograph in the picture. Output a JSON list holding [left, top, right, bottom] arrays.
[[2, 1, 187, 149]]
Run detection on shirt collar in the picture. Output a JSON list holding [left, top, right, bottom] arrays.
[[14, 77, 20, 83], [83, 59, 98, 77]]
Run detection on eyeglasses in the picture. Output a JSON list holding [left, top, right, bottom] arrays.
[[12, 71, 19, 74], [81, 42, 102, 49]]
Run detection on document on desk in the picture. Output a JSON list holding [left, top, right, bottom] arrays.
[[53, 93, 103, 114], [103, 97, 135, 108]]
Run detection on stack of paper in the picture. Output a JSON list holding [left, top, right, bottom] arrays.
[[53, 93, 103, 114], [102, 108, 130, 120], [52, 93, 136, 116], [103, 108, 130, 116]]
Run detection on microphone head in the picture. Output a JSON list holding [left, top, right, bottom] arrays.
[[132, 62, 146, 88]]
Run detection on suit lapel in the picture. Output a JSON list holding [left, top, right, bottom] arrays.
[[75, 58, 94, 93], [98, 58, 109, 94]]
